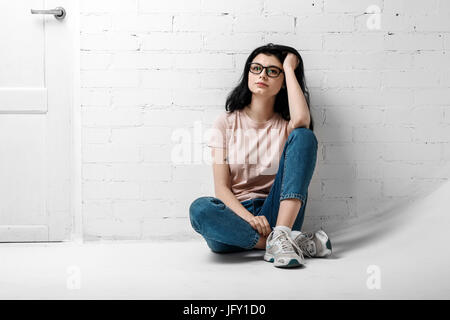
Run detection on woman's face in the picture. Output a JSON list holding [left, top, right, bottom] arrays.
[[247, 53, 285, 97]]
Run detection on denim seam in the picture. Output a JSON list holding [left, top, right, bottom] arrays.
[[280, 138, 289, 196]]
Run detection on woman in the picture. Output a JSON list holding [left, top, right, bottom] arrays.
[[189, 43, 332, 268]]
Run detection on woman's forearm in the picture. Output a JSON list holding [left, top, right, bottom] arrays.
[[284, 67, 310, 128], [215, 186, 254, 223]]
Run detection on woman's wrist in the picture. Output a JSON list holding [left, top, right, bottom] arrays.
[[283, 67, 295, 75], [239, 210, 255, 223], [244, 212, 255, 223]]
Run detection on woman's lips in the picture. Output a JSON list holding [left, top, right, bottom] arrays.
[[256, 82, 268, 87]]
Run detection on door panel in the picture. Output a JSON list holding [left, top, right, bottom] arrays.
[[0, 0, 75, 241]]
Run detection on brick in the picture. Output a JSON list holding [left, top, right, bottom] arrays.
[[234, 15, 294, 33], [141, 70, 202, 89], [383, 0, 440, 15], [110, 163, 172, 181], [173, 53, 233, 70], [141, 33, 203, 51], [110, 126, 173, 145], [324, 107, 384, 126], [325, 70, 381, 88], [172, 164, 212, 183], [82, 128, 111, 144], [201, 0, 263, 14], [81, 0, 137, 14], [296, 14, 355, 33], [383, 143, 441, 161], [138, 0, 201, 13], [110, 52, 174, 69], [355, 163, 384, 179], [322, 179, 354, 198], [82, 164, 112, 180], [82, 107, 142, 127], [80, 89, 111, 107], [80, 15, 111, 33], [266, 0, 322, 14], [142, 145, 173, 163], [316, 164, 355, 179], [205, 34, 264, 52], [381, 70, 440, 88], [265, 34, 323, 51], [415, 89, 450, 105], [81, 53, 112, 70], [80, 33, 140, 51], [83, 144, 141, 163], [382, 178, 416, 197], [142, 181, 204, 203], [173, 15, 233, 33], [142, 108, 203, 127], [324, 143, 384, 162], [81, 70, 139, 88], [353, 126, 413, 142], [111, 13, 172, 32], [315, 125, 353, 143], [324, 34, 384, 51], [383, 33, 443, 51], [412, 125, 450, 143], [307, 199, 349, 217], [172, 89, 228, 107], [354, 13, 415, 33], [112, 88, 172, 106], [324, 0, 382, 13], [83, 217, 141, 240], [200, 72, 240, 89], [83, 200, 113, 219]]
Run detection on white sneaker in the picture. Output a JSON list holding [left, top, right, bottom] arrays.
[[293, 229, 332, 258], [264, 229, 305, 268]]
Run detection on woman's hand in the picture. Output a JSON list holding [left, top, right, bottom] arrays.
[[247, 215, 272, 237], [283, 52, 299, 71]]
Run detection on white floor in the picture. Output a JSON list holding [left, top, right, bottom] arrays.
[[2, 181, 450, 299]]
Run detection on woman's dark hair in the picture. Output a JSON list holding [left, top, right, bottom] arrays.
[[225, 43, 314, 131]]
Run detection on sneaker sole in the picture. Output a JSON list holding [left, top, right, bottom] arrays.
[[264, 253, 302, 268], [264, 253, 275, 263]]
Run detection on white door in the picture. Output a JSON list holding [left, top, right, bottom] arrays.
[[0, 0, 76, 241]]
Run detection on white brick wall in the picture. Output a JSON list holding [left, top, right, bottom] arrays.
[[80, 0, 450, 240]]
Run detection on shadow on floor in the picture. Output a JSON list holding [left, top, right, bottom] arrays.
[[208, 247, 340, 265], [208, 249, 265, 264]]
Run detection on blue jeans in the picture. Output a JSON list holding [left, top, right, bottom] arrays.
[[189, 127, 318, 253]]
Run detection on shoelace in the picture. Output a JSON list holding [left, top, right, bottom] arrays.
[[272, 230, 305, 261], [295, 232, 315, 258]]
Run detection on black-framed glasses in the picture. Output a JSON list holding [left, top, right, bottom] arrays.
[[248, 62, 283, 78]]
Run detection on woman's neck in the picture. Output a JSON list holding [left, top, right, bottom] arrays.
[[245, 95, 276, 122]]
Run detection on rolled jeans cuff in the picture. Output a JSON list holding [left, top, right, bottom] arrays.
[[247, 231, 260, 249], [279, 192, 306, 204]]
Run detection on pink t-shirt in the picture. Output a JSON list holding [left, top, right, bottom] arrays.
[[207, 109, 294, 202]]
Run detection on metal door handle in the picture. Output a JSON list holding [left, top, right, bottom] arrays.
[[31, 7, 66, 20]]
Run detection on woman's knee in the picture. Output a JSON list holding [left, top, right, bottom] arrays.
[[288, 127, 318, 148], [189, 196, 222, 230], [207, 241, 247, 254], [189, 196, 211, 223]]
